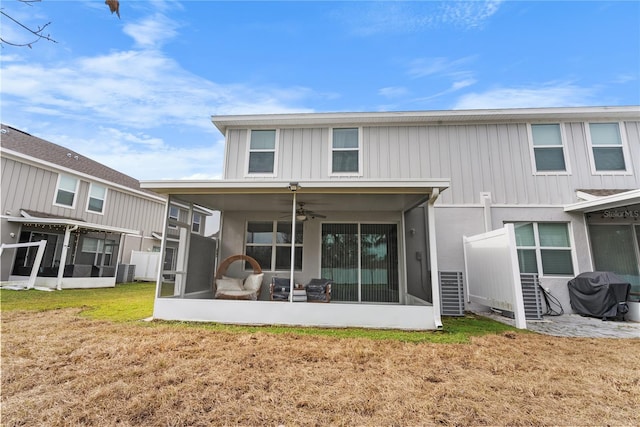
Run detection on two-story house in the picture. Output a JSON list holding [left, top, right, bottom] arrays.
[[0, 124, 210, 289], [142, 106, 640, 329]]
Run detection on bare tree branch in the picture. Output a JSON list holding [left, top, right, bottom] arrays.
[[1, 0, 120, 48], [0, 9, 57, 48]]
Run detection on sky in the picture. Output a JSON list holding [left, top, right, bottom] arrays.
[[1, 0, 639, 181]]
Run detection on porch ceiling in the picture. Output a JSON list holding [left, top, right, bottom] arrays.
[[141, 180, 450, 213]]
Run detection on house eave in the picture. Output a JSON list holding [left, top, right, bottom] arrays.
[[211, 106, 640, 134], [6, 216, 141, 235], [564, 189, 640, 213], [141, 179, 450, 195]]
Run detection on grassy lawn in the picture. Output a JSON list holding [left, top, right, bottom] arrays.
[[0, 281, 517, 343], [2, 283, 638, 426], [0, 282, 156, 322]]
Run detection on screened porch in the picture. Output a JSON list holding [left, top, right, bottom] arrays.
[[142, 180, 449, 330]]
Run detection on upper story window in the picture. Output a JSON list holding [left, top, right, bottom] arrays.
[[169, 206, 179, 221], [192, 212, 202, 234], [587, 122, 628, 173], [54, 174, 79, 208], [87, 183, 107, 214], [529, 124, 567, 173], [247, 129, 277, 175], [167, 205, 179, 230], [245, 221, 303, 271], [330, 128, 361, 175], [513, 222, 574, 276]]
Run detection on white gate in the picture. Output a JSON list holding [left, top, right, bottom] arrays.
[[463, 224, 527, 329], [130, 251, 161, 282]]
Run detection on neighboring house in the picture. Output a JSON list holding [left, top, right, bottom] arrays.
[[0, 124, 174, 289], [142, 106, 640, 329]]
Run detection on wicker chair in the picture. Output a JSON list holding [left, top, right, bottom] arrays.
[[213, 255, 264, 300]]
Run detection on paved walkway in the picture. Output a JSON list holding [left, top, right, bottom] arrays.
[[475, 311, 640, 338]]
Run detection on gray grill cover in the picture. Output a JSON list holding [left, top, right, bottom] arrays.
[[567, 272, 630, 320]]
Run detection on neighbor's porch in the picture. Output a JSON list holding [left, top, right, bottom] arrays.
[[142, 180, 449, 330], [5, 214, 139, 289]]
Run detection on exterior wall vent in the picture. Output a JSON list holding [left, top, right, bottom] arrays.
[[439, 271, 465, 316]]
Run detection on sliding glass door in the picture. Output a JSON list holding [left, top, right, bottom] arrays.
[[321, 223, 399, 303], [589, 224, 640, 299]]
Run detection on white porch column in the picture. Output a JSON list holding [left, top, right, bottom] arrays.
[[428, 189, 443, 329], [289, 188, 297, 302], [56, 225, 78, 290]]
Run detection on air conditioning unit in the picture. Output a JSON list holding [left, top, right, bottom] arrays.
[[439, 271, 465, 316], [116, 264, 136, 283]]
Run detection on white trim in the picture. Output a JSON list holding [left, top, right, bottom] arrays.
[[527, 122, 571, 175], [8, 215, 140, 235], [575, 191, 599, 201], [564, 189, 640, 212], [585, 121, 633, 175], [436, 203, 573, 209], [1, 148, 166, 203], [153, 298, 437, 330], [141, 179, 450, 194], [328, 126, 363, 177], [211, 106, 640, 134], [244, 129, 279, 177], [53, 173, 79, 209]]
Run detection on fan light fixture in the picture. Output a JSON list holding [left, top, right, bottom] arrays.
[[296, 214, 307, 221]]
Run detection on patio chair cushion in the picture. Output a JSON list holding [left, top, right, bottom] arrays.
[[243, 273, 264, 293], [215, 289, 259, 300], [305, 278, 332, 303], [215, 277, 244, 292], [215, 277, 245, 298]]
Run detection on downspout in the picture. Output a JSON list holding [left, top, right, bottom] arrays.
[[427, 189, 443, 330], [56, 225, 79, 290]]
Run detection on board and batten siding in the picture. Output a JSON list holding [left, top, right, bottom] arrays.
[[1, 157, 165, 233], [223, 121, 639, 205]]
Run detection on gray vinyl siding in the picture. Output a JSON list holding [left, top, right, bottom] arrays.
[[224, 120, 639, 206], [1, 157, 165, 233]]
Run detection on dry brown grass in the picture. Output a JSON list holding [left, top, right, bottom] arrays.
[[2, 309, 639, 426]]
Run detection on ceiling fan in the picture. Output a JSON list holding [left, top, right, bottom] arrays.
[[282, 202, 327, 221]]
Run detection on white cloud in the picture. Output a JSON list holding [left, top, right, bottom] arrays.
[[408, 56, 477, 79], [452, 82, 598, 109], [340, 1, 503, 35], [378, 86, 409, 98], [1, 49, 313, 132], [0, 6, 317, 181], [123, 13, 180, 48], [43, 126, 224, 180], [440, 0, 504, 29]]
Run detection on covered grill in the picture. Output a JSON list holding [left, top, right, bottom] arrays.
[[567, 272, 631, 320]]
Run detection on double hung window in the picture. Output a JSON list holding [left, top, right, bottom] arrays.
[[513, 222, 573, 276], [247, 130, 277, 174], [81, 237, 114, 265], [87, 184, 106, 213], [55, 174, 78, 208], [192, 212, 202, 233], [245, 221, 303, 271], [530, 124, 567, 173], [588, 122, 627, 172], [331, 128, 360, 174]]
